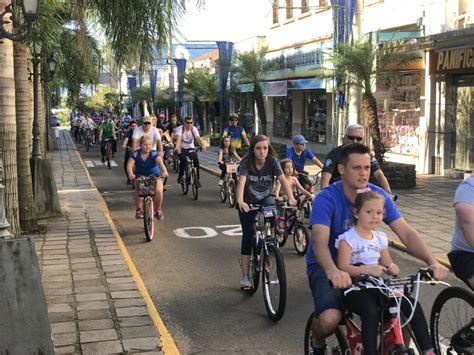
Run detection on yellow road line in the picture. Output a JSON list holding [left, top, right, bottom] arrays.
[[74, 149, 180, 355]]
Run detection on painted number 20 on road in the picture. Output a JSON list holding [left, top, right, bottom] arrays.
[[173, 225, 242, 239]]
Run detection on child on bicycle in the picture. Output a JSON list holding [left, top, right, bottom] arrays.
[[127, 135, 168, 220], [236, 135, 297, 289], [336, 189, 435, 355], [218, 135, 241, 186]]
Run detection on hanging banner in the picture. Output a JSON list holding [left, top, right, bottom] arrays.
[[127, 76, 137, 92], [148, 69, 158, 104], [173, 59, 187, 110], [217, 41, 234, 120], [331, 0, 356, 46]]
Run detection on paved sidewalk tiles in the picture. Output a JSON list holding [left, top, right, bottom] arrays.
[[34, 131, 162, 353]]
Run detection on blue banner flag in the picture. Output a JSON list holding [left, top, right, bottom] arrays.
[[149, 69, 158, 104], [217, 41, 234, 121], [173, 59, 187, 109]]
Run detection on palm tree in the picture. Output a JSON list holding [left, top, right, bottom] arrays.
[[232, 48, 271, 135], [0, 0, 20, 234], [183, 69, 219, 133], [330, 38, 422, 161]]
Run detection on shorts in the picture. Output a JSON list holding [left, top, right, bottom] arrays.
[[308, 267, 343, 317], [448, 250, 474, 290]]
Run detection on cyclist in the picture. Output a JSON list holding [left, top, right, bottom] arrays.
[[131, 116, 163, 155], [336, 189, 435, 355], [286, 134, 324, 192], [275, 159, 314, 202], [122, 120, 138, 187], [166, 114, 180, 145], [218, 135, 240, 186], [175, 116, 206, 186], [98, 114, 116, 163], [235, 134, 297, 289], [448, 175, 474, 290], [306, 143, 448, 355], [223, 113, 250, 155], [81, 113, 97, 145], [321, 124, 393, 195], [127, 135, 168, 220]]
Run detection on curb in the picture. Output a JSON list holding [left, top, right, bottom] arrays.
[[74, 148, 180, 355], [199, 162, 452, 270]]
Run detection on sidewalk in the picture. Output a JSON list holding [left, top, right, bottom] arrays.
[[198, 146, 459, 265], [34, 130, 171, 354]]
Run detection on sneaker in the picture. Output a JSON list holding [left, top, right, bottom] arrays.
[[308, 342, 326, 355], [135, 209, 144, 219], [239, 274, 251, 289], [197, 181, 202, 188], [154, 209, 164, 220], [177, 176, 183, 184], [218, 179, 224, 187], [101, 156, 106, 163]]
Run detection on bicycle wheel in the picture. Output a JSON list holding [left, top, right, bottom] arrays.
[[181, 168, 189, 195], [85, 136, 90, 151], [191, 168, 198, 200], [173, 154, 179, 172], [430, 286, 474, 355], [143, 197, 154, 242], [293, 224, 309, 256], [106, 142, 112, 169], [220, 181, 227, 203], [228, 180, 236, 208], [262, 243, 287, 322], [245, 237, 260, 295], [304, 312, 348, 355]]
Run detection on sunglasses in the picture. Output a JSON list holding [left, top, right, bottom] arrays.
[[185, 121, 193, 124], [346, 135, 363, 142], [143, 122, 151, 125]]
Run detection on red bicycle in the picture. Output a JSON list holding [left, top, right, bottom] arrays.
[[304, 268, 446, 354]]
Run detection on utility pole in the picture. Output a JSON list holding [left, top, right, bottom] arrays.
[[167, 0, 175, 117]]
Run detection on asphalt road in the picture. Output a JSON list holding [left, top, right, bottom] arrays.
[[77, 138, 464, 354]]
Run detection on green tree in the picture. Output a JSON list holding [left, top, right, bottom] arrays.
[[232, 48, 271, 135], [330, 38, 422, 161], [183, 69, 219, 133]]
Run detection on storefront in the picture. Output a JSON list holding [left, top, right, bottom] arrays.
[[429, 45, 474, 173]]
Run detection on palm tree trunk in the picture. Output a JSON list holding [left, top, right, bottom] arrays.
[[362, 92, 386, 162], [254, 84, 266, 135], [39, 83, 46, 157], [0, 5, 21, 234], [14, 42, 37, 231], [209, 102, 216, 134]]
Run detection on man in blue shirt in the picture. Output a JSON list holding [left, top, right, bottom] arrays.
[[287, 135, 323, 172], [223, 113, 250, 152], [306, 143, 448, 354]]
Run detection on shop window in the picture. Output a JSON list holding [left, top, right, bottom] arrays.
[[272, 0, 279, 24], [376, 71, 421, 156], [286, 0, 293, 19], [274, 95, 292, 138], [303, 90, 327, 144], [301, 0, 309, 13]]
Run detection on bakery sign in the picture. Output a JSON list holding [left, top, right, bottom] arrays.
[[430, 47, 474, 75]]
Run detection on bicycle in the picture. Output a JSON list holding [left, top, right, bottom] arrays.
[[135, 175, 158, 242], [430, 285, 473, 354], [219, 160, 239, 208], [180, 147, 202, 200], [103, 138, 113, 169], [275, 197, 311, 256], [297, 171, 321, 219], [83, 127, 94, 152], [172, 148, 179, 173], [304, 268, 446, 355], [243, 203, 287, 322]]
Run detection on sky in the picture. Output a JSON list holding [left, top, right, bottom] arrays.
[[177, 0, 272, 43]]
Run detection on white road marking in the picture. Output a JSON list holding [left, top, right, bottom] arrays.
[[94, 160, 104, 166], [85, 160, 94, 167], [110, 160, 118, 167], [174, 227, 218, 239], [215, 225, 242, 236], [88, 160, 119, 167]]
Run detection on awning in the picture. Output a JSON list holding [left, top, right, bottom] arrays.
[[262, 80, 287, 97], [288, 78, 325, 90], [236, 83, 254, 93]]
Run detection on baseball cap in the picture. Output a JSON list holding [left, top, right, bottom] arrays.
[[142, 116, 151, 123], [293, 135, 308, 145], [229, 113, 239, 120]]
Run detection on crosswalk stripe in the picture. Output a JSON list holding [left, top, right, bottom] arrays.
[[85, 160, 94, 167]]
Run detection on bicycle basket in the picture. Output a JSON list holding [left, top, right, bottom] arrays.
[[226, 163, 238, 174], [136, 181, 155, 197], [262, 206, 277, 218]]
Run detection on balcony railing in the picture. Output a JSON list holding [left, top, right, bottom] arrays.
[[263, 49, 325, 71]]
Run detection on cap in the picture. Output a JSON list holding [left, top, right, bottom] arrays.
[[142, 116, 151, 123], [159, 113, 165, 119], [229, 113, 239, 120], [293, 135, 308, 145]]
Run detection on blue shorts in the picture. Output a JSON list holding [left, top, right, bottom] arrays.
[[308, 267, 343, 317]]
